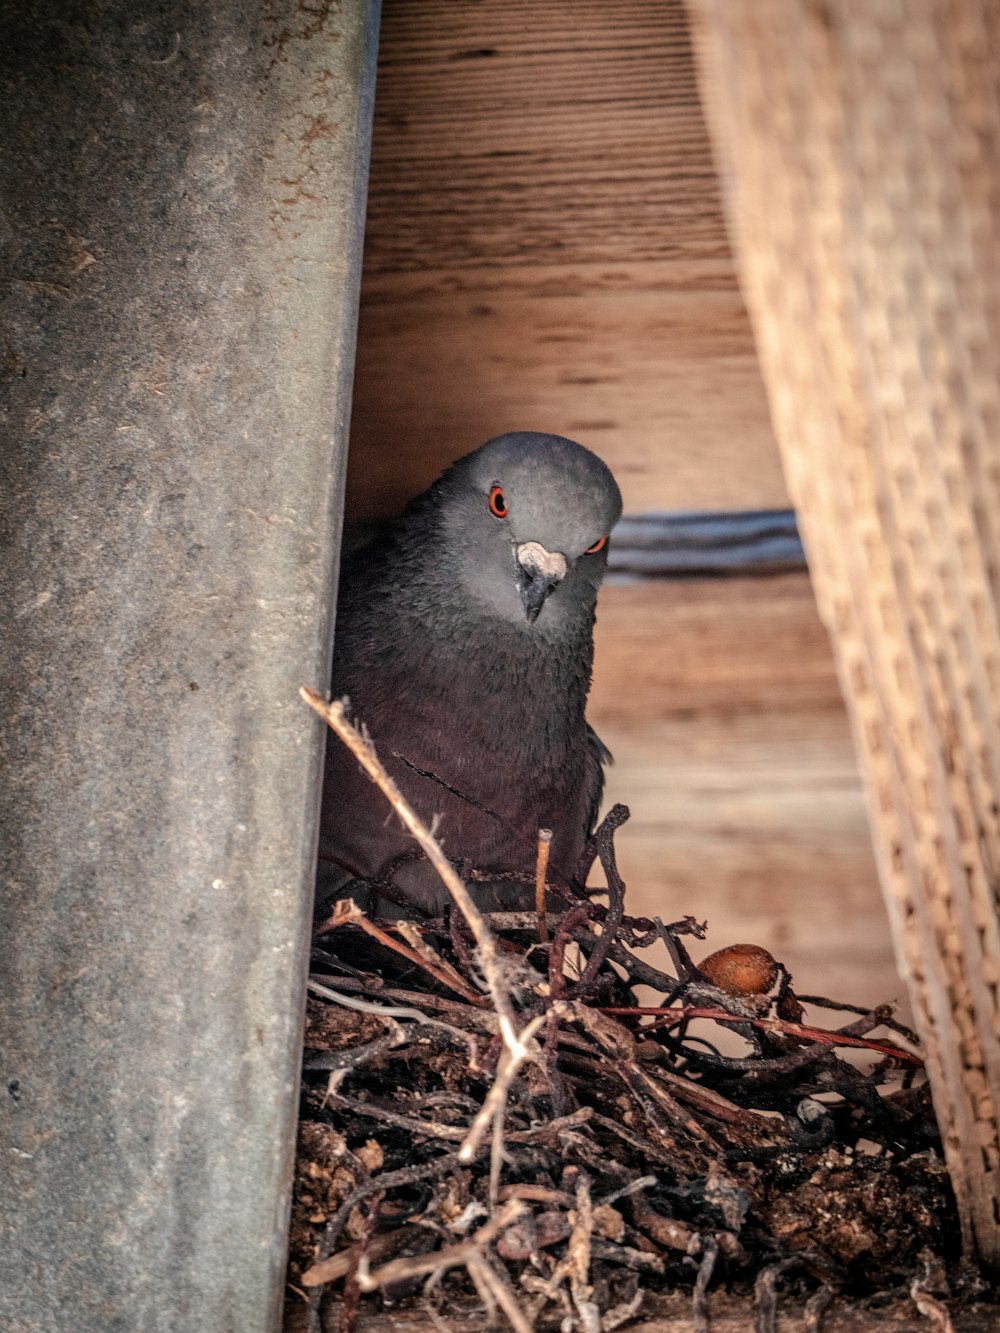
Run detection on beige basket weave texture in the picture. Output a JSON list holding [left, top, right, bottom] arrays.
[[691, 0, 1000, 1271]]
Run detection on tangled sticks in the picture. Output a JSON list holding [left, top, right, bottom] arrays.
[[293, 690, 963, 1333]]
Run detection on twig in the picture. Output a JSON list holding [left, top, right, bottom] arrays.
[[304, 1033, 404, 1083], [805, 1284, 835, 1332], [524, 1173, 599, 1329], [652, 1065, 790, 1138], [489, 1095, 506, 1211], [498, 1183, 575, 1207], [604, 938, 678, 992], [299, 1224, 426, 1287], [754, 1255, 816, 1333], [301, 691, 525, 1063], [534, 827, 552, 941], [460, 1009, 553, 1163], [566, 805, 630, 1000], [307, 978, 484, 1068], [358, 1198, 526, 1289], [304, 1144, 372, 1333], [603, 1290, 645, 1329], [340, 1195, 380, 1333], [796, 993, 921, 1047], [308, 977, 440, 1023], [466, 1252, 500, 1323], [319, 894, 482, 1003], [910, 1279, 957, 1332], [566, 1173, 600, 1332], [309, 973, 498, 1026], [599, 1005, 923, 1066], [599, 1172, 659, 1208], [395, 919, 484, 1002], [303, 1153, 478, 1295], [548, 904, 595, 998], [326, 1090, 468, 1142], [589, 1238, 665, 1272], [448, 908, 478, 982], [506, 1105, 594, 1144], [543, 1006, 572, 1117], [655, 914, 707, 980], [628, 1190, 697, 1254], [469, 1254, 533, 1333], [692, 1234, 719, 1333], [621, 1063, 722, 1153]]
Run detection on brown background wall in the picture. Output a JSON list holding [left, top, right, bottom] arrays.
[[346, 0, 900, 1008]]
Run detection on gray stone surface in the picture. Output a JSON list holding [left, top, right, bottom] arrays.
[[0, 2, 379, 1328]]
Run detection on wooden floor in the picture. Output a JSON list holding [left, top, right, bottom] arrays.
[[589, 575, 903, 1011]]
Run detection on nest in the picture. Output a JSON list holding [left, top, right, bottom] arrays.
[[288, 691, 992, 1332]]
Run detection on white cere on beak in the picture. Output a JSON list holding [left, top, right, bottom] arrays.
[[516, 541, 567, 582]]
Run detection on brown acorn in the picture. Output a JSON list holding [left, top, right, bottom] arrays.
[[697, 943, 779, 996]]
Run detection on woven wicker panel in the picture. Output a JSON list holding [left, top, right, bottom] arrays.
[[690, 0, 1000, 1268]]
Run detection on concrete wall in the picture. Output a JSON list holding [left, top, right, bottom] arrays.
[[0, 2, 379, 1328]]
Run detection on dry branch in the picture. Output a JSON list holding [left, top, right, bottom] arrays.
[[302, 689, 528, 1058]]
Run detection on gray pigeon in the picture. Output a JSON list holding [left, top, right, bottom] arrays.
[[317, 431, 622, 917]]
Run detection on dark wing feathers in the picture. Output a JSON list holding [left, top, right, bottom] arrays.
[[585, 723, 613, 838]]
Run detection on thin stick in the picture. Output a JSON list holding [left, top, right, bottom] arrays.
[[567, 806, 629, 998], [534, 827, 552, 941], [693, 1234, 719, 1333], [354, 912, 481, 1003], [459, 1010, 552, 1162], [394, 920, 484, 1003], [468, 1255, 533, 1333], [357, 1198, 526, 1290], [596, 1005, 923, 1065], [566, 1173, 597, 1329], [326, 1090, 467, 1142], [301, 690, 522, 1051], [298, 1222, 424, 1288], [301, 688, 557, 1172], [489, 1094, 506, 1210]]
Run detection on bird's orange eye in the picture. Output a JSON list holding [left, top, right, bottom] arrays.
[[489, 485, 508, 518], [584, 534, 607, 554]]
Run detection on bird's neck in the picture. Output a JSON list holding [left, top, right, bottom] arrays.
[[337, 570, 596, 765], [387, 592, 594, 706]]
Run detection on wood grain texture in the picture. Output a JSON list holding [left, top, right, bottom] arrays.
[[348, 0, 785, 520], [363, 1, 721, 273], [589, 576, 899, 1009]]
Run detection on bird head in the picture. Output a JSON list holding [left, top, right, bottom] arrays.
[[434, 432, 622, 628]]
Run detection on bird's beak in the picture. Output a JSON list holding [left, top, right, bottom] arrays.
[[515, 541, 567, 623]]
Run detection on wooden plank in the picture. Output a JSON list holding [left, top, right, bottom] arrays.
[[348, 0, 786, 520], [362, 1, 723, 274], [589, 575, 902, 1009]]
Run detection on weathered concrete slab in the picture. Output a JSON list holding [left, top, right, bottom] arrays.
[[0, 1, 379, 1328]]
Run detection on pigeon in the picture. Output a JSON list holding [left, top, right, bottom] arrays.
[[316, 431, 623, 918]]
